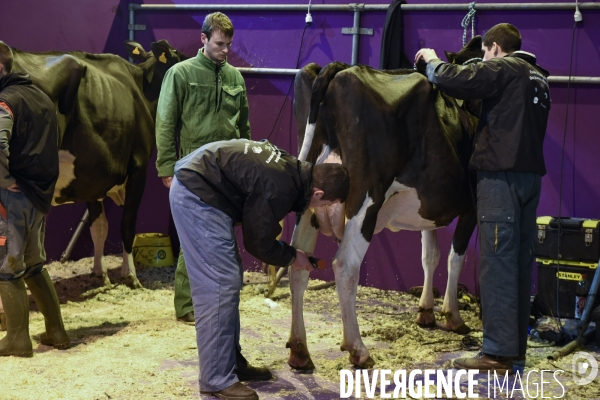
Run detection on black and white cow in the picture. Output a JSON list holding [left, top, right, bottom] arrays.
[[10, 41, 186, 288], [286, 40, 483, 370]]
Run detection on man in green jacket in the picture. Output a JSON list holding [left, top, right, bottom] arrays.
[[155, 12, 251, 326]]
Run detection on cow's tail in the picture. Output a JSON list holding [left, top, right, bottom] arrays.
[[298, 62, 350, 161]]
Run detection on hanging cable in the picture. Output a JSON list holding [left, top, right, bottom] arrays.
[[554, 17, 582, 330], [461, 2, 477, 47]]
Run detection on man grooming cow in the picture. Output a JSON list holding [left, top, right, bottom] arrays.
[[416, 22, 551, 374], [0, 41, 69, 357], [170, 139, 349, 399], [155, 12, 251, 326]]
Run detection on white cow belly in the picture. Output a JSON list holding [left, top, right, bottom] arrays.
[[52, 150, 77, 205], [374, 181, 436, 233]]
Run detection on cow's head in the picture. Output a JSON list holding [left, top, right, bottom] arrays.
[[124, 39, 189, 102], [445, 35, 484, 65]]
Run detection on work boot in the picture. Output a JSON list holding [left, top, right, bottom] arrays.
[[176, 311, 195, 326], [236, 349, 272, 381], [0, 279, 33, 357], [200, 382, 258, 400], [453, 352, 513, 374], [24, 269, 70, 350]]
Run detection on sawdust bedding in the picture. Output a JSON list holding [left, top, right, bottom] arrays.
[[0, 256, 598, 399]]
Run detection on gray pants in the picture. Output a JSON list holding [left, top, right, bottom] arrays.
[[477, 171, 541, 357], [169, 177, 242, 392], [0, 189, 46, 281]]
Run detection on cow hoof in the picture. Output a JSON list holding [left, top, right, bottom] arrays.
[[91, 273, 111, 287], [351, 356, 375, 369], [287, 355, 315, 371], [122, 275, 143, 289], [416, 307, 436, 327], [286, 341, 315, 371], [446, 322, 471, 335]]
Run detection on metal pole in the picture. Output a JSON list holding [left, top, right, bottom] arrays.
[[235, 68, 600, 84], [237, 67, 300, 75], [351, 10, 361, 66], [128, 5, 135, 63], [550, 76, 600, 84], [60, 209, 90, 263], [130, 3, 600, 11]]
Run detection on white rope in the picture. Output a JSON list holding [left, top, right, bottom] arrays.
[[461, 1, 477, 47]]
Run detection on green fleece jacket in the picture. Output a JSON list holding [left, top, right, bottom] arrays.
[[155, 48, 251, 177]]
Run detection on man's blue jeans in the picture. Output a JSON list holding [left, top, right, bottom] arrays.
[[170, 177, 243, 392]]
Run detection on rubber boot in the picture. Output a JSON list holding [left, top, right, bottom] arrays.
[[0, 279, 33, 357], [25, 269, 70, 349]]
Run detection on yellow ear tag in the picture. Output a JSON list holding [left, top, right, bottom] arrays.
[[159, 52, 167, 63], [132, 47, 140, 55]]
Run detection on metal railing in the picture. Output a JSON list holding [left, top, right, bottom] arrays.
[[128, 2, 600, 83]]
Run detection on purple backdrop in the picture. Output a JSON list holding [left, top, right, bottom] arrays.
[[1, 0, 599, 295]]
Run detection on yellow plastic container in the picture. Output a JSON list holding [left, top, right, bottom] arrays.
[[132, 233, 174, 267]]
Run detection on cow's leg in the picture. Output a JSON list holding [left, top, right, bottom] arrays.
[[442, 210, 477, 334], [88, 200, 111, 286], [119, 165, 146, 290], [335, 202, 375, 369], [287, 209, 318, 370], [416, 230, 441, 328]]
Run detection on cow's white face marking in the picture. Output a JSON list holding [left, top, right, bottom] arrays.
[[52, 150, 77, 205], [375, 180, 437, 233]]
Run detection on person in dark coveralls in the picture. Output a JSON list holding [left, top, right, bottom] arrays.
[[415, 23, 550, 374], [170, 139, 350, 399], [0, 41, 70, 357]]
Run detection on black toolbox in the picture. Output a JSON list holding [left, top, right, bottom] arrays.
[[535, 217, 600, 262], [536, 259, 600, 319]]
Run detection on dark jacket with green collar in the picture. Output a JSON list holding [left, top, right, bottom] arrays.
[[155, 48, 251, 177], [426, 51, 550, 176]]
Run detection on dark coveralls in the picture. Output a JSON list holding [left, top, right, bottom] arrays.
[[169, 139, 313, 392], [426, 51, 551, 357]]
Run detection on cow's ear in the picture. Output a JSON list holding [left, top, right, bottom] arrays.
[[465, 35, 482, 51], [124, 40, 148, 62], [151, 41, 175, 65], [445, 51, 456, 64]]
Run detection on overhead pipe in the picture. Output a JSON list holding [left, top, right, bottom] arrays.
[[130, 3, 600, 11], [239, 68, 600, 84]]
